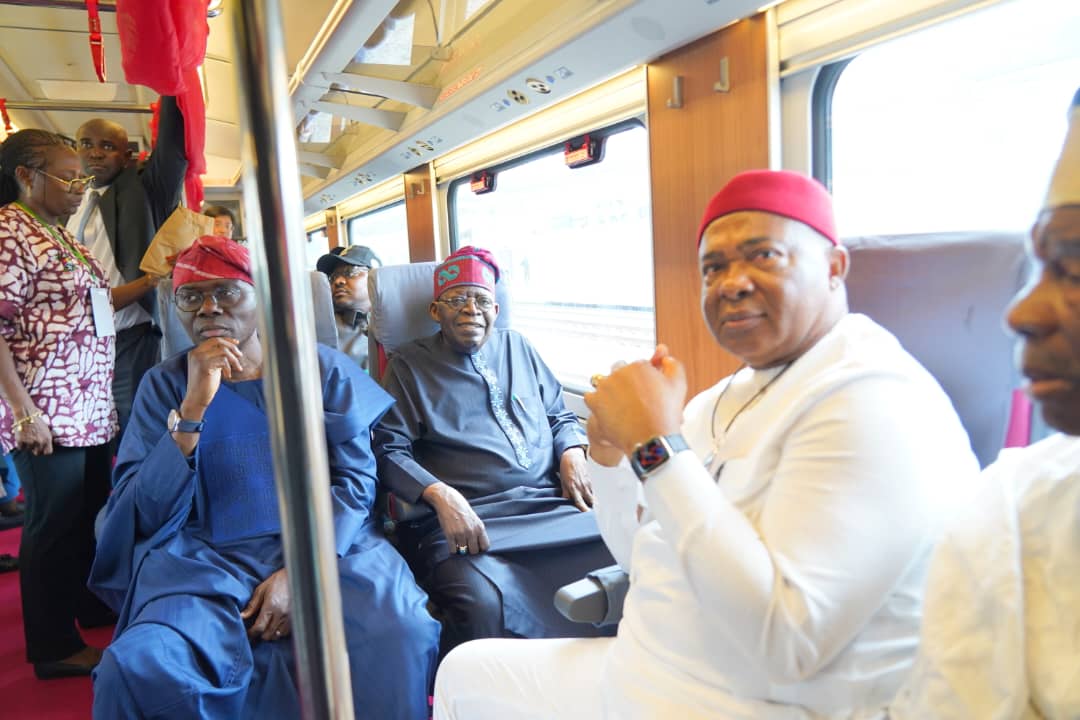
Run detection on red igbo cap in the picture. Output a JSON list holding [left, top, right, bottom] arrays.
[[433, 245, 501, 299], [696, 170, 838, 246], [173, 235, 253, 291]]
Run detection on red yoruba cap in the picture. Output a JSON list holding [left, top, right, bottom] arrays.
[[697, 170, 838, 246], [173, 235, 253, 291], [433, 245, 500, 299]]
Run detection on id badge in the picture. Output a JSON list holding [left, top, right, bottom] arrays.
[[89, 287, 116, 337]]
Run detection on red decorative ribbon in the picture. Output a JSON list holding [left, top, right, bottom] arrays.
[[0, 98, 12, 135], [87, 0, 106, 82]]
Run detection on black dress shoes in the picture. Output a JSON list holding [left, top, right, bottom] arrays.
[[33, 658, 98, 680]]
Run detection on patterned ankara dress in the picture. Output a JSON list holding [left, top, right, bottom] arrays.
[[0, 202, 117, 664]]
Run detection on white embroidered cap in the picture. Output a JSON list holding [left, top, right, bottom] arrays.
[[1043, 88, 1080, 210]]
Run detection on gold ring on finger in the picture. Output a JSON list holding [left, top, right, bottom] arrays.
[[589, 373, 606, 388]]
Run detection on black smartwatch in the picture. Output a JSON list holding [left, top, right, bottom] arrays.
[[167, 408, 205, 434], [630, 434, 689, 481]]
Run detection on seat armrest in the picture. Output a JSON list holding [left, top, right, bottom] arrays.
[[378, 490, 435, 535], [554, 564, 629, 627]]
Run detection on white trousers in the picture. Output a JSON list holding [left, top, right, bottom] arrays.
[[433, 637, 611, 720], [433, 634, 841, 720]]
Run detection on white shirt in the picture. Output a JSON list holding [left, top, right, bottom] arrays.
[[67, 188, 152, 331], [591, 313, 980, 719], [890, 433, 1080, 720]]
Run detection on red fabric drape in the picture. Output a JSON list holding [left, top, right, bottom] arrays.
[[148, 100, 160, 147], [0, 98, 12, 139], [115, 0, 209, 209]]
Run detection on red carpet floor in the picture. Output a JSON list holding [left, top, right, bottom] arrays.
[[0, 527, 113, 720]]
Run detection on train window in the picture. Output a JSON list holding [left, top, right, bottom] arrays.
[[345, 201, 411, 266], [823, 0, 1080, 236], [449, 123, 654, 391], [306, 228, 328, 269]]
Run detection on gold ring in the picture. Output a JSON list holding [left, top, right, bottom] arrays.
[[589, 373, 606, 388]]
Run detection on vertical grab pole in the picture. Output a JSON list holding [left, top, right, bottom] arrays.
[[229, 1, 355, 718]]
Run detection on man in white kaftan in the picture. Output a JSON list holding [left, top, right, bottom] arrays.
[[889, 88, 1080, 720], [433, 170, 980, 720]]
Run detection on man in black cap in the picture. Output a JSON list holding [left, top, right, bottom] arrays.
[[317, 245, 381, 370]]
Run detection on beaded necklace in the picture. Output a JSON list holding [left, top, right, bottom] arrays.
[[705, 361, 793, 481]]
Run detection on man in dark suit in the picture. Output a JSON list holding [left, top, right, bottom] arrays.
[[67, 96, 188, 437]]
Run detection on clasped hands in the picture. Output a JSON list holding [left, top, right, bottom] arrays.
[[584, 344, 688, 467]]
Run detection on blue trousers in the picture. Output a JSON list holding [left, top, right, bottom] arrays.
[[1, 453, 19, 503]]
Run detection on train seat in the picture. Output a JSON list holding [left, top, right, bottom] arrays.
[[366, 261, 512, 529], [843, 231, 1033, 467], [156, 271, 339, 358], [557, 230, 1035, 625]]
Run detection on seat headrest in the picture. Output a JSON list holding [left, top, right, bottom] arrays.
[[368, 261, 512, 376], [844, 231, 1033, 467]]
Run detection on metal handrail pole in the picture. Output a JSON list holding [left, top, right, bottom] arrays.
[[229, 0, 355, 717]]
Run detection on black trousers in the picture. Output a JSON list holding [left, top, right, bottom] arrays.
[[426, 557, 504, 661], [15, 443, 112, 663], [113, 322, 161, 441]]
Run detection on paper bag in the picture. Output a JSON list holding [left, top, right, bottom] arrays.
[[140, 206, 214, 276]]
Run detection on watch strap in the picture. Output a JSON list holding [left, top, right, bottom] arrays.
[[169, 409, 205, 434]]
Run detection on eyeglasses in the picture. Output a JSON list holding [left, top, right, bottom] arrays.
[[34, 168, 95, 193], [174, 286, 247, 312], [329, 265, 368, 281], [439, 294, 495, 311]]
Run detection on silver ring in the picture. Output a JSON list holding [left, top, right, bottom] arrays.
[[275, 630, 283, 637], [589, 373, 606, 388], [456, 545, 468, 555]]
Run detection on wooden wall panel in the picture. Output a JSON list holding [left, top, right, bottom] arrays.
[[324, 209, 340, 250], [647, 15, 773, 396], [404, 164, 437, 262]]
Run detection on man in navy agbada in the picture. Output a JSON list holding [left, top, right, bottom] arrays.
[[90, 236, 439, 718]]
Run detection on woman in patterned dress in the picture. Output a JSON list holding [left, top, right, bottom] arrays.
[[0, 129, 118, 679]]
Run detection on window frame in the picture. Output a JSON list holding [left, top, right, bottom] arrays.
[[809, 58, 852, 192], [446, 117, 646, 251], [444, 117, 654, 393]]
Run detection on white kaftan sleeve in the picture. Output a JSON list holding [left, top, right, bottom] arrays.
[[642, 376, 969, 684]]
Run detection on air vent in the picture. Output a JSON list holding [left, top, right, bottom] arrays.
[[507, 89, 529, 105], [525, 77, 552, 94]]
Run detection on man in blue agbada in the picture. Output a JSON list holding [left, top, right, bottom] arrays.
[[374, 246, 614, 659], [89, 236, 439, 718]]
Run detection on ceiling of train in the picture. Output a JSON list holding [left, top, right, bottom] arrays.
[[0, 0, 762, 210]]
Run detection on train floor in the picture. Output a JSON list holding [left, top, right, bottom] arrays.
[[0, 526, 112, 720]]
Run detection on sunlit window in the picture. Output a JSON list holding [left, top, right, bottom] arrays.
[[345, 201, 411, 267], [828, 0, 1080, 236], [306, 228, 328, 270], [450, 124, 654, 390]]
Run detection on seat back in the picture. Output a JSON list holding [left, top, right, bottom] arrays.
[[157, 271, 339, 358], [843, 231, 1033, 467], [367, 261, 512, 381]]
